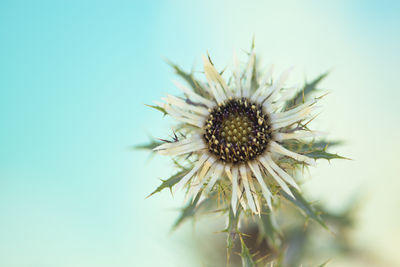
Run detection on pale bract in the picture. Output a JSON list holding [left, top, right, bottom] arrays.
[[153, 50, 323, 215]]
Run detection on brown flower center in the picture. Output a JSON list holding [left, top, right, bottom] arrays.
[[203, 98, 272, 163]]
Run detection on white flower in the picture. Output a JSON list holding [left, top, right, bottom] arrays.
[[153, 51, 323, 215]]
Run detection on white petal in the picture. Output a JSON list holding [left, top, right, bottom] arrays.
[[174, 154, 209, 192], [270, 141, 316, 166], [157, 139, 205, 157], [271, 106, 317, 129], [276, 84, 300, 105], [226, 166, 247, 212], [238, 178, 247, 210], [204, 162, 224, 194], [267, 67, 294, 101], [258, 67, 293, 104], [189, 161, 217, 201], [269, 99, 316, 120], [238, 182, 247, 210], [173, 80, 215, 108], [202, 55, 227, 103], [165, 94, 209, 116], [264, 155, 300, 190], [248, 161, 272, 210], [258, 156, 294, 198], [163, 104, 205, 128], [198, 156, 217, 181], [275, 131, 327, 141], [243, 51, 256, 98], [239, 165, 257, 213], [225, 165, 238, 214], [250, 66, 273, 102], [247, 172, 261, 214], [271, 104, 316, 123], [154, 134, 201, 150], [262, 100, 275, 114], [163, 101, 206, 122], [232, 50, 242, 97]]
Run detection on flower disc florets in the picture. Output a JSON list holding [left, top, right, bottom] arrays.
[[203, 98, 272, 163]]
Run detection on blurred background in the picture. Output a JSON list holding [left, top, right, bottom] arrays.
[[1, 0, 399, 266]]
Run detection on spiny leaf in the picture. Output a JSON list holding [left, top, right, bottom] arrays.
[[318, 197, 358, 227], [260, 211, 280, 249], [144, 104, 167, 116], [166, 60, 195, 87], [285, 71, 329, 110], [318, 260, 331, 267], [172, 194, 200, 230], [283, 140, 347, 161], [281, 187, 328, 229], [224, 208, 241, 263], [165, 60, 208, 97], [251, 55, 258, 92], [240, 236, 255, 267], [146, 170, 188, 198], [171, 194, 214, 230], [284, 140, 340, 153], [304, 150, 349, 160], [307, 140, 342, 150], [133, 139, 163, 151]]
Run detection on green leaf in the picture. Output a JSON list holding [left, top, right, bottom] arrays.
[[284, 140, 339, 153], [308, 140, 342, 150], [283, 140, 347, 161], [304, 150, 349, 161], [281, 187, 328, 229], [172, 194, 200, 230], [284, 72, 329, 110], [318, 260, 331, 267], [146, 170, 188, 198], [144, 104, 167, 116], [224, 208, 240, 262], [133, 139, 163, 151], [171, 193, 214, 231], [240, 236, 255, 267], [165, 60, 208, 97], [260, 211, 280, 249]]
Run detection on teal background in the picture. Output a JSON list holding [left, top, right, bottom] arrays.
[[1, 0, 399, 266]]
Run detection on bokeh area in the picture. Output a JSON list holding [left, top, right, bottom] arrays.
[[1, 0, 399, 266]]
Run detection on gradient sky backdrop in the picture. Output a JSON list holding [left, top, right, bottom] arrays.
[[1, 1, 399, 266]]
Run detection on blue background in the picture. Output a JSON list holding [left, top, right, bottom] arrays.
[[1, 1, 399, 266]]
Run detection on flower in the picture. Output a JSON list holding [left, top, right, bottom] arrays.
[[153, 50, 323, 214]]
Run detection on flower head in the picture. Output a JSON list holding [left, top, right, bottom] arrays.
[[153, 50, 323, 214]]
